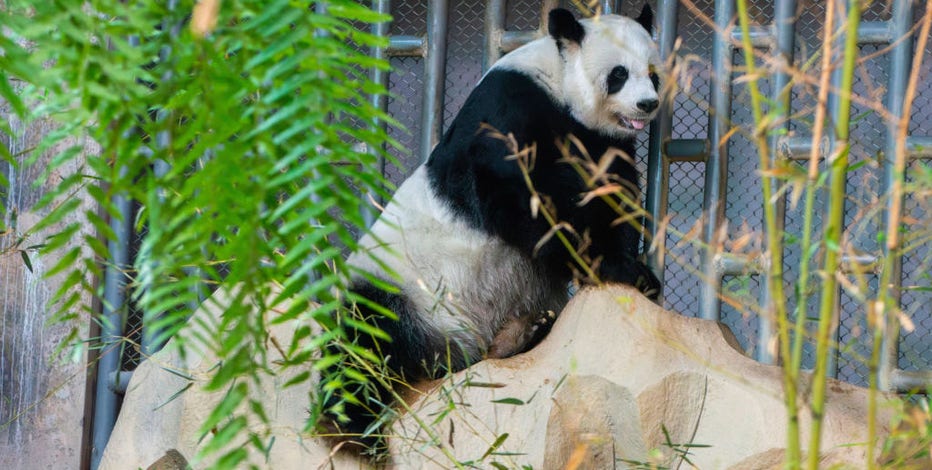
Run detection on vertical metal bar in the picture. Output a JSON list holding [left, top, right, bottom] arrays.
[[371, 0, 390, 115], [598, 0, 621, 15], [139, 163, 169, 357], [90, 190, 131, 469], [879, 0, 914, 391], [539, 0, 560, 35], [698, 0, 735, 321], [644, 0, 679, 302], [91, 3, 182, 459], [142, 0, 183, 357], [757, 0, 797, 365], [367, 0, 392, 227], [483, 0, 506, 73], [419, 0, 449, 163]]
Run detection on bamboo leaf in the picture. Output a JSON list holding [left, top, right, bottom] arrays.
[[481, 433, 510, 460]]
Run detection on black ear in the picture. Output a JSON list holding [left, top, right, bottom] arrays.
[[548, 8, 585, 45], [636, 3, 654, 35]]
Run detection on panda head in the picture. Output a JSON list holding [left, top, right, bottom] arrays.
[[549, 6, 661, 140]]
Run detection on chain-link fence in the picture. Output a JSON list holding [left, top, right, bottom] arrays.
[[374, 0, 931, 390]]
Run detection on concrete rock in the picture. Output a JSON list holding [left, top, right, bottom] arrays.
[[389, 285, 894, 469], [101, 286, 894, 469], [97, 292, 363, 470]]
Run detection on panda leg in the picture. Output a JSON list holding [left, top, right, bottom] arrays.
[[318, 281, 476, 453]]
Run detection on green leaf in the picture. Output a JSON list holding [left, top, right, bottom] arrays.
[[199, 383, 248, 440], [20, 250, 34, 273], [481, 433, 510, 460], [29, 199, 82, 234], [281, 370, 311, 389], [490, 397, 525, 406], [2, 1, 397, 467], [0, 75, 26, 117], [199, 416, 248, 459]]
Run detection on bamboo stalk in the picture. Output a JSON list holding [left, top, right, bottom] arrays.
[[867, 3, 932, 467], [734, 0, 797, 465], [808, 1, 861, 468], [790, 0, 837, 458]]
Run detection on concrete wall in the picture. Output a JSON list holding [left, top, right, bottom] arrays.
[[1, 94, 96, 469]]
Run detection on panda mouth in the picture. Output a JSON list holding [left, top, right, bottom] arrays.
[[616, 115, 650, 131]]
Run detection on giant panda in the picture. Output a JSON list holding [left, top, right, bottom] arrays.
[[322, 5, 663, 450]]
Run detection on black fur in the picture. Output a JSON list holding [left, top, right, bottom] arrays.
[[321, 281, 476, 451], [607, 65, 629, 94], [427, 69, 659, 291], [636, 3, 654, 35], [548, 8, 585, 46], [321, 13, 661, 453]]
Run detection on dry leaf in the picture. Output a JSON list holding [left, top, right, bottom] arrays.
[[191, 0, 220, 38], [578, 184, 622, 206]]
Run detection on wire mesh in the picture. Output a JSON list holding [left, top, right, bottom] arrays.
[[386, 56, 424, 183], [663, 160, 706, 317], [443, 0, 485, 134], [897, 3, 932, 376], [863, 1, 894, 22], [720, 274, 762, 356], [658, 0, 712, 319], [369, 0, 932, 384], [392, 0, 427, 35], [837, 276, 881, 387], [122, 203, 147, 370], [909, 5, 932, 137], [900, 162, 932, 373], [506, 0, 541, 30], [382, 0, 429, 184]]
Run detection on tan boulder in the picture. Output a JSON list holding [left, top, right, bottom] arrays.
[[390, 285, 895, 469], [97, 292, 363, 470], [100, 286, 895, 469]]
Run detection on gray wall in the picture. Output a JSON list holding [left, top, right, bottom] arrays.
[[1, 95, 95, 469]]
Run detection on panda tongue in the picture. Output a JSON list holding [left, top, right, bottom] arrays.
[[628, 118, 647, 130]]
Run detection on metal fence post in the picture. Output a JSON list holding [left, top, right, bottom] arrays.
[[645, 0, 680, 301], [90, 190, 131, 469], [881, 0, 914, 391], [698, 0, 735, 322], [367, 0, 392, 227], [757, 0, 797, 365], [419, 0, 449, 163], [483, 0, 506, 73]]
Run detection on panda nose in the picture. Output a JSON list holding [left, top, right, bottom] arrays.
[[637, 99, 659, 113]]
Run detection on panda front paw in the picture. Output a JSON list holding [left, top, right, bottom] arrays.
[[599, 259, 662, 301], [635, 271, 661, 301], [488, 310, 559, 359]]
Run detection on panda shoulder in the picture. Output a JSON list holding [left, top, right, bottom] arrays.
[[480, 36, 562, 101]]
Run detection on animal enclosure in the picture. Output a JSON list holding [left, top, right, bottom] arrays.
[[369, 0, 932, 391], [1, 1, 930, 468]]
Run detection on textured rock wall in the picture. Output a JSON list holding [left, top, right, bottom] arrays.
[[1, 103, 95, 469]]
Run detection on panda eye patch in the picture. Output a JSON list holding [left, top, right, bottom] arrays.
[[607, 65, 628, 94], [649, 71, 660, 91]]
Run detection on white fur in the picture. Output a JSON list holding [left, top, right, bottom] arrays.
[[493, 14, 661, 139], [349, 167, 565, 355], [349, 12, 658, 358]]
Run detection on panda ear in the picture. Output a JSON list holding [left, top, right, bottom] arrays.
[[548, 8, 585, 45], [636, 4, 654, 35]]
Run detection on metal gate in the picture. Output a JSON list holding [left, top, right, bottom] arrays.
[[365, 0, 932, 392]]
